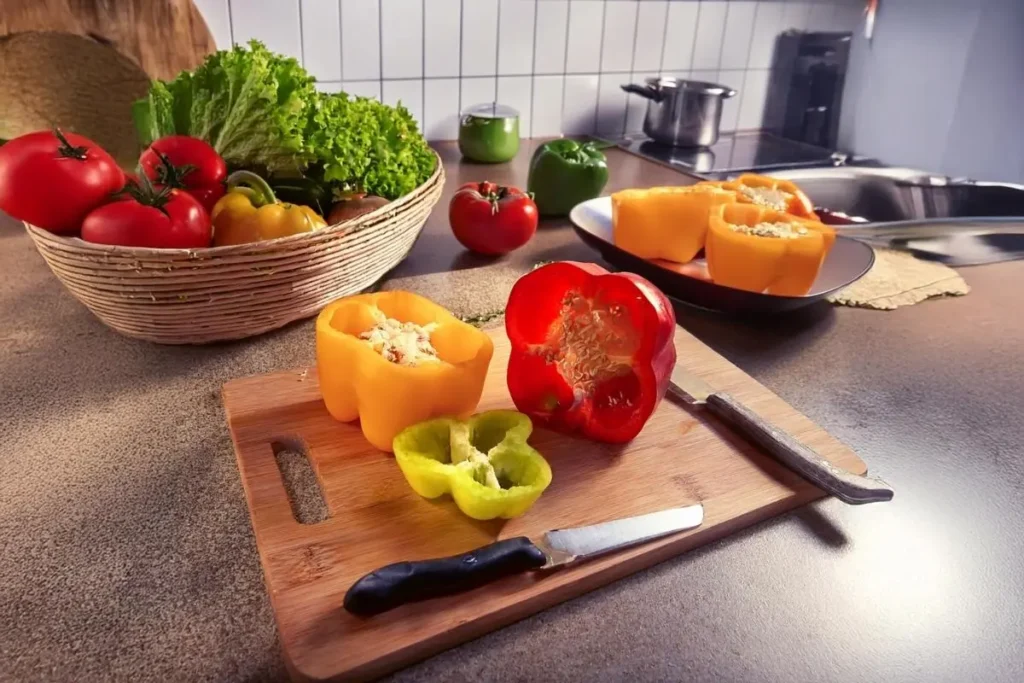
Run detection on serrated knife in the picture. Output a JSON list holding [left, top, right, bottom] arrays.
[[669, 365, 894, 505], [344, 504, 704, 616]]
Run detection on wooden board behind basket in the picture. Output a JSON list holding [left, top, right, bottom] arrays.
[[24, 154, 445, 345], [222, 324, 867, 682]]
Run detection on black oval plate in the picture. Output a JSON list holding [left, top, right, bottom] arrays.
[[569, 197, 875, 314]]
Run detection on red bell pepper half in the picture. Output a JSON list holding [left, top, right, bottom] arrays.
[[505, 262, 677, 443]]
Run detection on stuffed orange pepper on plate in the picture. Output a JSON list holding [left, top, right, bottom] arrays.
[[611, 184, 736, 263], [702, 173, 818, 219], [705, 203, 835, 296]]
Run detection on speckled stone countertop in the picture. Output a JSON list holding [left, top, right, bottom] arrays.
[[3, 142, 1024, 683]]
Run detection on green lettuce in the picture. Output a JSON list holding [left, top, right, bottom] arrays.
[[305, 93, 436, 200], [133, 41, 435, 199], [132, 41, 316, 174]]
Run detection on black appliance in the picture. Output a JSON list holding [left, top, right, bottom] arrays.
[[768, 31, 852, 149]]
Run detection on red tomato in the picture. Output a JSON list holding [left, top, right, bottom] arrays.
[[81, 182, 211, 249], [139, 136, 227, 213], [505, 262, 677, 443], [0, 129, 124, 234], [449, 181, 538, 255]]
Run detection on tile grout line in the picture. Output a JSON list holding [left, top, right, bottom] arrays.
[[226, 0, 235, 45], [620, 0, 641, 138], [657, 0, 670, 74], [688, 0, 703, 75], [458, 0, 464, 118], [296, 0, 305, 68], [715, 1, 731, 74], [559, 0, 571, 138], [421, 0, 426, 131], [591, 0, 608, 136], [494, 0, 502, 103], [529, 0, 538, 138], [734, 0, 764, 131], [377, 0, 384, 98], [315, 68, 768, 87], [342, 0, 350, 83]]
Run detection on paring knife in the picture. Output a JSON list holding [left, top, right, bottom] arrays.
[[344, 504, 704, 616], [669, 365, 894, 505]]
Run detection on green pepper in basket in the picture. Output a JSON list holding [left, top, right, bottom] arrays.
[[393, 410, 552, 521], [527, 139, 610, 217]]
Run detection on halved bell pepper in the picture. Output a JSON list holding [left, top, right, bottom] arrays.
[[705, 203, 836, 296], [701, 174, 819, 219], [393, 410, 552, 520], [505, 262, 677, 443], [212, 170, 326, 246], [316, 291, 494, 452], [611, 185, 737, 263]]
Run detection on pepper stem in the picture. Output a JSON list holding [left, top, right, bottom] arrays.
[[226, 170, 278, 207]]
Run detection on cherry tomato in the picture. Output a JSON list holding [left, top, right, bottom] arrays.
[[449, 181, 538, 255], [0, 129, 124, 234], [81, 180, 211, 249], [139, 136, 227, 213]]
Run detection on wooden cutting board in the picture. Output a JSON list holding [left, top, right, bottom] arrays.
[[223, 326, 867, 682]]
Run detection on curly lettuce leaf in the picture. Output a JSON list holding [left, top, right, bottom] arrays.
[[133, 41, 316, 174], [305, 93, 436, 200]]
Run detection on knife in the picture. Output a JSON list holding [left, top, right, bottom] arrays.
[[669, 366, 893, 504], [344, 504, 704, 616]]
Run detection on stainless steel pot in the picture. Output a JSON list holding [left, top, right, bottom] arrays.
[[622, 77, 737, 148]]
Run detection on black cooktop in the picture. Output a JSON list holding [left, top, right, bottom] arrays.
[[604, 131, 855, 179]]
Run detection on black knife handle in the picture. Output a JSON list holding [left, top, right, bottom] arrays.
[[344, 537, 548, 616], [705, 392, 895, 505]]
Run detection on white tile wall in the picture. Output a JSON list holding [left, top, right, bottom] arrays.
[[462, 0, 499, 77], [197, 0, 860, 140], [498, 0, 536, 75]]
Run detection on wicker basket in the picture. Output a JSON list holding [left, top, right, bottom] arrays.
[[25, 153, 445, 345]]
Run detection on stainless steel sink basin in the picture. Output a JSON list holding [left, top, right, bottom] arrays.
[[768, 166, 1024, 222], [767, 166, 1024, 266]]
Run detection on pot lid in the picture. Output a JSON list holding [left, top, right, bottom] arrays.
[[462, 102, 519, 119]]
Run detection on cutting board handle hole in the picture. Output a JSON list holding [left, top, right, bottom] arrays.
[[272, 439, 330, 525]]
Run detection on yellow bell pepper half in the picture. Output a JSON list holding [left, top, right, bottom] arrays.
[[212, 170, 326, 246], [611, 185, 737, 263], [393, 410, 552, 520], [701, 174, 819, 219], [316, 291, 494, 452], [705, 203, 836, 296]]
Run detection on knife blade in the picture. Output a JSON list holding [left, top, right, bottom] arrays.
[[343, 504, 704, 616], [669, 365, 894, 505]]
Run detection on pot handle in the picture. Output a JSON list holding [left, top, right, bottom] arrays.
[[723, 88, 738, 99], [621, 83, 664, 102]]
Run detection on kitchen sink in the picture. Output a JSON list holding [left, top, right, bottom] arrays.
[[766, 166, 1024, 265], [767, 166, 1024, 222]]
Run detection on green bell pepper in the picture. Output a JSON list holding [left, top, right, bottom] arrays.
[[527, 139, 610, 217], [393, 410, 553, 520]]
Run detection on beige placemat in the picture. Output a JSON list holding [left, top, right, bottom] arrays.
[[828, 247, 970, 310]]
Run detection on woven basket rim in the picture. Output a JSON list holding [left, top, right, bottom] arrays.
[[24, 149, 444, 258]]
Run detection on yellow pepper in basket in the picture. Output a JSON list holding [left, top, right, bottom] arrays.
[[316, 291, 494, 452], [211, 170, 326, 246]]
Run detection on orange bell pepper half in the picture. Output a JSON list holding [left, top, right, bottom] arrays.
[[704, 174, 819, 219], [705, 204, 836, 296], [316, 292, 494, 452], [611, 185, 737, 263]]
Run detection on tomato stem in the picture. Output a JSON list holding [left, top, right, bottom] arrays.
[[53, 127, 88, 160], [152, 150, 196, 188]]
